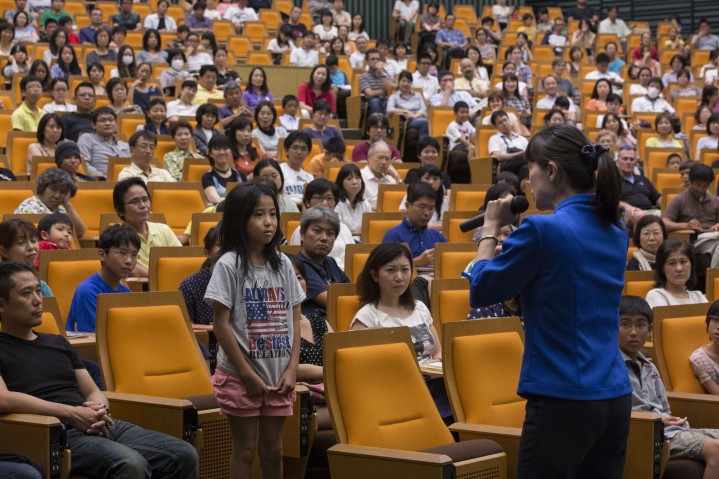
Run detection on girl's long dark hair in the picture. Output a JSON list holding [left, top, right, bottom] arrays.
[[335, 163, 365, 207], [220, 182, 282, 275], [226, 117, 258, 162], [524, 124, 622, 226]]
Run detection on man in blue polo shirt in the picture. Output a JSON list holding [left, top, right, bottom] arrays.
[[383, 182, 447, 267]]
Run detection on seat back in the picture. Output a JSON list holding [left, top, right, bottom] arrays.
[[73, 182, 117, 239], [360, 212, 405, 244], [36, 297, 65, 335], [326, 282, 360, 332], [0, 181, 35, 216], [434, 242, 477, 279], [653, 303, 711, 393], [450, 184, 491, 212], [97, 291, 213, 397], [442, 211, 476, 243], [623, 270, 655, 298], [148, 183, 207, 234], [443, 318, 526, 427], [324, 327, 454, 450], [430, 278, 471, 342], [38, 249, 101, 323], [707, 268, 719, 301], [149, 246, 207, 292], [428, 107, 455, 137], [376, 184, 408, 213], [190, 212, 222, 247], [6, 131, 37, 176], [344, 243, 380, 283]]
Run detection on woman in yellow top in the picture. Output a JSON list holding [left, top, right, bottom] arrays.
[[645, 113, 682, 148]]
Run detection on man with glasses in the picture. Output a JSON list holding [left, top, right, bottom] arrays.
[[62, 82, 97, 142], [349, 35, 368, 70], [77, 106, 130, 178], [118, 131, 175, 183], [359, 48, 391, 115], [112, 177, 181, 278], [193, 64, 224, 105], [413, 52, 439, 102], [383, 182, 447, 267], [66, 224, 140, 332], [616, 146, 661, 226], [280, 131, 315, 203]]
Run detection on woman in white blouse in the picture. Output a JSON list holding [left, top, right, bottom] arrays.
[[645, 238, 709, 308]]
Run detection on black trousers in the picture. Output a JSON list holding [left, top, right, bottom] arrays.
[[517, 393, 631, 479]]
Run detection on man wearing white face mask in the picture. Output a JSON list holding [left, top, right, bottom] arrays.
[[631, 77, 676, 114]]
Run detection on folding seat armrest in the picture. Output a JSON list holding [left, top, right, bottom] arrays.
[[328, 443, 454, 479], [104, 392, 200, 445], [667, 392, 719, 429], [625, 411, 665, 479], [449, 422, 521, 479], [0, 413, 70, 479]]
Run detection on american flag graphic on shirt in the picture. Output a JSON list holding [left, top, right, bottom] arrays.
[[242, 279, 292, 360]]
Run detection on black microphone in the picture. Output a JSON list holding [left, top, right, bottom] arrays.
[[459, 196, 529, 232]]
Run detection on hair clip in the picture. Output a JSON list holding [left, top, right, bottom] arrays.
[[580, 144, 607, 171]]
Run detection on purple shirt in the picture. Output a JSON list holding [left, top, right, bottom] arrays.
[[184, 14, 212, 29], [242, 89, 274, 112]]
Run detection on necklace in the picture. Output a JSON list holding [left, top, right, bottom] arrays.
[[214, 166, 230, 174]]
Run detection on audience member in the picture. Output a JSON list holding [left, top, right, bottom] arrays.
[[61, 81, 95, 141], [118, 131, 174, 183], [12, 75, 45, 132], [77, 106, 130, 178], [180, 225, 221, 325], [66, 224, 139, 332], [645, 238, 708, 307], [626, 215, 667, 271]]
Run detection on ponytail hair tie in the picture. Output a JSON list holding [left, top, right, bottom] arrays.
[[580, 143, 608, 172]]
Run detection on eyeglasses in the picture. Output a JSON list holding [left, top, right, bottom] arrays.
[[310, 194, 336, 203], [124, 196, 150, 206], [619, 321, 649, 331], [411, 203, 435, 213], [109, 249, 138, 260]]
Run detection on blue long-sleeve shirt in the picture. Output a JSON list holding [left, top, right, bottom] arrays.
[[467, 194, 632, 401]]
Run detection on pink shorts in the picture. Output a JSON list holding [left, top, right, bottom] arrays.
[[211, 366, 296, 417]]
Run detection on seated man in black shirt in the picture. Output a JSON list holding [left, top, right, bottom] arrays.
[[61, 82, 96, 142], [296, 206, 350, 315], [616, 146, 661, 226], [0, 262, 199, 479]]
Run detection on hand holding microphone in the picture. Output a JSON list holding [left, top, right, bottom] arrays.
[[460, 195, 529, 232]]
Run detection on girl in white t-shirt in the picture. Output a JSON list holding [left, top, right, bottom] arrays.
[[205, 182, 304, 479], [334, 163, 372, 237], [351, 242, 441, 364]]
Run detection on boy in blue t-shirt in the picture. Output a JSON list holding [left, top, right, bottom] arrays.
[[619, 296, 719, 473], [66, 224, 140, 332]]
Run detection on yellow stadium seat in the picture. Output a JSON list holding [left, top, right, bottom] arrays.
[[428, 106, 454, 137], [259, 9, 282, 32], [344, 243, 380, 283], [442, 211, 476, 243], [73, 182, 116, 240], [0, 181, 35, 217], [622, 270, 655, 298], [190, 212, 222, 247], [326, 282, 359, 331], [37, 248, 102, 323], [148, 246, 207, 291], [323, 327, 507, 478], [360, 212, 404, 244], [450, 184, 491, 212], [376, 184, 408, 212], [117, 113, 146, 141], [227, 35, 253, 60], [6, 131, 36, 176], [212, 20, 234, 42], [181, 157, 211, 183], [430, 278, 470, 341], [148, 183, 208, 235], [243, 21, 269, 44], [246, 51, 273, 65], [280, 211, 301, 239], [433, 242, 477, 279]]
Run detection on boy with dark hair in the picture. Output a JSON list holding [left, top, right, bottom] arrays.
[[446, 100, 476, 158], [279, 94, 300, 131], [308, 136, 347, 178], [679, 160, 698, 187], [619, 296, 719, 475], [66, 224, 140, 332], [35, 212, 73, 267], [12, 75, 45, 132], [0, 261, 199, 477]]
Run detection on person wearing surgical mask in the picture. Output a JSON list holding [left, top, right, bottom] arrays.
[[631, 77, 677, 114], [110, 44, 136, 79], [158, 48, 191, 96]]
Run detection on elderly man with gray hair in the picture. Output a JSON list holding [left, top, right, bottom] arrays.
[[295, 205, 350, 315], [360, 140, 402, 210], [14, 167, 87, 237], [218, 80, 253, 128]]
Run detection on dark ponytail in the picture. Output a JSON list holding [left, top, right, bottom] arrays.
[[525, 124, 622, 227]]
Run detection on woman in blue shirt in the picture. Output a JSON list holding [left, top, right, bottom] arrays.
[[468, 124, 631, 478]]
